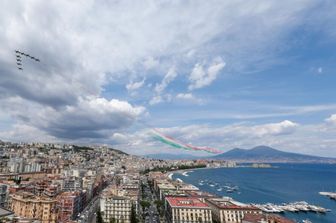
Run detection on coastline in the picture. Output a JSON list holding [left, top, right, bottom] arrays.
[[168, 163, 336, 223], [166, 167, 202, 180], [167, 166, 223, 180]]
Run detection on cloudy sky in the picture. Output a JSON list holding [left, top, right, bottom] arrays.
[[1, 0, 336, 157]]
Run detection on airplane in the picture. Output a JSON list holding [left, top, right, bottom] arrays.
[[16, 59, 22, 62], [18, 67, 23, 70], [16, 55, 21, 57], [16, 63, 22, 65], [35, 59, 40, 62], [15, 50, 20, 53]]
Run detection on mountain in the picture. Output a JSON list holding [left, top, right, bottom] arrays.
[[211, 145, 336, 163], [145, 153, 202, 160], [108, 147, 128, 155]]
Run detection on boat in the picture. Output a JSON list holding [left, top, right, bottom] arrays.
[[232, 186, 239, 191]]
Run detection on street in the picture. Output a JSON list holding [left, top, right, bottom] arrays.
[[142, 178, 161, 223], [77, 195, 100, 223]]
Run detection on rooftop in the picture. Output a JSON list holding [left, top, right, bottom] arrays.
[[206, 198, 259, 210], [166, 196, 209, 208], [242, 213, 295, 223], [185, 190, 216, 198]]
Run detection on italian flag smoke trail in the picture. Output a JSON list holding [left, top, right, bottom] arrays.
[[152, 129, 222, 154]]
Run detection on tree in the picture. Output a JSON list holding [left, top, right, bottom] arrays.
[[140, 200, 150, 209], [110, 217, 116, 223], [96, 210, 104, 223], [154, 200, 164, 216]]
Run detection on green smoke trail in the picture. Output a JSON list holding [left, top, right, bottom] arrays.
[[152, 135, 193, 151], [152, 134, 215, 154]]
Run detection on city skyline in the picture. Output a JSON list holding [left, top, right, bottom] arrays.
[[1, 1, 336, 157]]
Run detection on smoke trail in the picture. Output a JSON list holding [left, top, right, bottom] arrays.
[[152, 129, 222, 154]]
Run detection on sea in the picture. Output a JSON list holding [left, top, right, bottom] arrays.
[[172, 163, 336, 223]]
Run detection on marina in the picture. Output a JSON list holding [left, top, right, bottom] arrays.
[[252, 201, 330, 214]]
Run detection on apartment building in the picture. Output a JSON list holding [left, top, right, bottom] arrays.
[[100, 194, 133, 223], [206, 198, 262, 223], [9, 192, 58, 223], [165, 196, 212, 223], [57, 191, 85, 222]]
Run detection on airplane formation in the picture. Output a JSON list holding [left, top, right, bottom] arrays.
[[14, 50, 40, 71]]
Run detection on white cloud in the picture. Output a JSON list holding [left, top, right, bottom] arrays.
[[252, 120, 298, 137], [154, 67, 177, 94], [150, 67, 177, 105], [114, 119, 336, 157], [114, 120, 300, 154], [0, 124, 56, 143], [176, 93, 203, 104], [149, 94, 172, 105], [7, 97, 146, 140], [143, 57, 159, 70], [111, 133, 128, 144], [44, 97, 145, 139], [176, 93, 194, 100], [188, 58, 226, 90], [149, 95, 163, 105], [325, 114, 336, 125], [126, 79, 146, 91]]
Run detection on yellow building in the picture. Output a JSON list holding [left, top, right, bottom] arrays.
[[9, 192, 58, 223]]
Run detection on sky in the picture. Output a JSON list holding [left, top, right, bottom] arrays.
[[1, 0, 336, 157]]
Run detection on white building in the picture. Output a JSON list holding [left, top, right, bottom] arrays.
[[8, 157, 24, 173], [61, 177, 82, 191], [100, 195, 132, 223], [24, 162, 42, 172]]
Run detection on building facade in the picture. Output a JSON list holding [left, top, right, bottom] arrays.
[[100, 195, 132, 223], [9, 192, 58, 223], [165, 196, 212, 223], [206, 198, 262, 223], [57, 191, 84, 222]]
